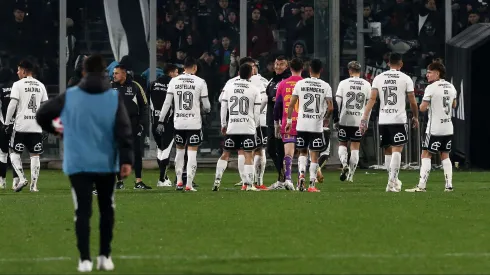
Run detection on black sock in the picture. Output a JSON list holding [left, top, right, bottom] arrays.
[[0, 162, 7, 179], [160, 158, 169, 182]]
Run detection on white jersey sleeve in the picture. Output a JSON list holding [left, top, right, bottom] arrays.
[[424, 80, 456, 136], [171, 74, 205, 130], [295, 78, 331, 133], [251, 74, 269, 127], [374, 70, 413, 125], [226, 79, 259, 135], [338, 77, 371, 127]]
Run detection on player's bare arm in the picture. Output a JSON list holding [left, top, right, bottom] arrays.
[[420, 100, 430, 112], [285, 95, 298, 133], [360, 88, 378, 134], [407, 92, 419, 128], [200, 82, 211, 113], [220, 94, 228, 136]]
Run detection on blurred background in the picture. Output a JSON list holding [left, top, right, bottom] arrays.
[[0, 0, 481, 167]]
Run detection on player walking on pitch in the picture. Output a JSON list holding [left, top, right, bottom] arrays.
[[215, 64, 262, 191], [360, 53, 419, 192], [3, 60, 48, 192], [272, 58, 304, 190], [149, 64, 179, 187], [285, 59, 333, 192], [406, 62, 456, 192], [156, 57, 211, 192], [335, 61, 372, 182]]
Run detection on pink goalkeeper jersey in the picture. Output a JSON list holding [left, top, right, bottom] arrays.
[[274, 76, 302, 135]]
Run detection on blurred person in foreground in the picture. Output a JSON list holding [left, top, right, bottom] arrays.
[[36, 55, 134, 272]]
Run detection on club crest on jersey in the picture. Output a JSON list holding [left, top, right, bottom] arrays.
[[338, 129, 347, 137], [175, 134, 184, 144], [126, 87, 133, 95], [243, 139, 255, 149], [296, 137, 305, 147], [312, 138, 324, 148], [189, 134, 201, 144], [430, 141, 441, 151], [224, 138, 235, 148], [394, 132, 406, 143]]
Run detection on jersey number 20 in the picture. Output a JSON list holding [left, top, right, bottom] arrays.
[[28, 94, 37, 113]]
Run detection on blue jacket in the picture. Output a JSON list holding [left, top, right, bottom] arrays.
[[36, 74, 134, 175]]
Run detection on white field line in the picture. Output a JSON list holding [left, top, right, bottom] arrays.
[[1, 253, 490, 263]]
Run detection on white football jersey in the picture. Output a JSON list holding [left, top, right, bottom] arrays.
[[167, 73, 208, 130], [336, 77, 371, 127], [372, 69, 414, 125], [222, 79, 261, 135], [10, 76, 48, 133], [423, 80, 457, 136], [251, 74, 269, 127], [292, 77, 332, 133]]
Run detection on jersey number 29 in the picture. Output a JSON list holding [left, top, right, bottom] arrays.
[[28, 94, 37, 113]]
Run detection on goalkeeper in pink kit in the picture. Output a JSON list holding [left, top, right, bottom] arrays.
[[272, 58, 304, 190]]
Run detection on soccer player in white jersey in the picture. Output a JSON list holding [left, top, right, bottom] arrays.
[[406, 62, 456, 192], [360, 53, 419, 192], [335, 61, 372, 182], [285, 59, 333, 192], [157, 57, 211, 192], [3, 60, 48, 192], [217, 64, 262, 191], [213, 57, 266, 190]]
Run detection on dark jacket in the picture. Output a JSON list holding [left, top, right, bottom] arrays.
[[111, 78, 148, 127], [148, 75, 173, 125], [266, 70, 291, 126], [36, 74, 134, 175]]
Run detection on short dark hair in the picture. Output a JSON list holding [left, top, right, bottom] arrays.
[[310, 59, 323, 74], [18, 59, 34, 72], [164, 63, 178, 75], [114, 64, 127, 71], [83, 55, 107, 73], [427, 61, 446, 79], [289, 58, 303, 72], [389, 53, 402, 64], [239, 57, 254, 66], [347, 60, 362, 73], [184, 57, 197, 68], [239, 64, 253, 79], [275, 55, 287, 62]]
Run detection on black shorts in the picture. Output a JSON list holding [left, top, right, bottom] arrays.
[[296, 131, 326, 151], [224, 134, 257, 152], [379, 124, 408, 148], [174, 129, 203, 147], [10, 131, 44, 154], [255, 127, 268, 147], [152, 122, 175, 150], [422, 133, 452, 154], [338, 125, 363, 142], [0, 124, 12, 153]]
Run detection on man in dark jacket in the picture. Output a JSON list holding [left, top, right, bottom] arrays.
[[36, 54, 133, 272], [0, 67, 17, 189], [112, 64, 151, 189], [266, 56, 291, 187], [148, 63, 179, 187]]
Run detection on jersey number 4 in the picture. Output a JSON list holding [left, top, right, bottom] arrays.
[[28, 94, 37, 113]]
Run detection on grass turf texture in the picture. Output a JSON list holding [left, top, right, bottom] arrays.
[[0, 169, 489, 274]]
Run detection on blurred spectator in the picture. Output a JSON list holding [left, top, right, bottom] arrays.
[[247, 8, 274, 59], [220, 9, 240, 44], [158, 11, 176, 38], [176, 1, 192, 27], [174, 48, 188, 69], [1, 4, 38, 62], [185, 34, 203, 59], [294, 3, 315, 52], [418, 0, 445, 67], [171, 18, 188, 52], [280, 0, 302, 55], [249, 0, 278, 27], [381, 0, 417, 40], [215, 35, 235, 86], [291, 40, 310, 62], [197, 52, 220, 103], [466, 11, 481, 28], [214, 0, 231, 29], [193, 0, 214, 43], [260, 58, 275, 80]]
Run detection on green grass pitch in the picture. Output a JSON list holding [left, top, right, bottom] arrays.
[[0, 168, 489, 274]]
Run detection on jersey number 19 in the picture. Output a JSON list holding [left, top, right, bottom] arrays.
[[176, 91, 193, 110]]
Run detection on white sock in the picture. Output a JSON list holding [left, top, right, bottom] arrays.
[[244, 164, 254, 185], [174, 149, 185, 184], [418, 158, 431, 189], [389, 152, 401, 183], [442, 158, 453, 189], [215, 159, 228, 182], [186, 150, 197, 188], [349, 150, 359, 178], [10, 153, 26, 182], [253, 155, 261, 184], [30, 156, 40, 188], [259, 149, 266, 185], [338, 146, 348, 168], [298, 155, 307, 175], [385, 155, 392, 174], [309, 162, 318, 186], [238, 154, 245, 181]]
